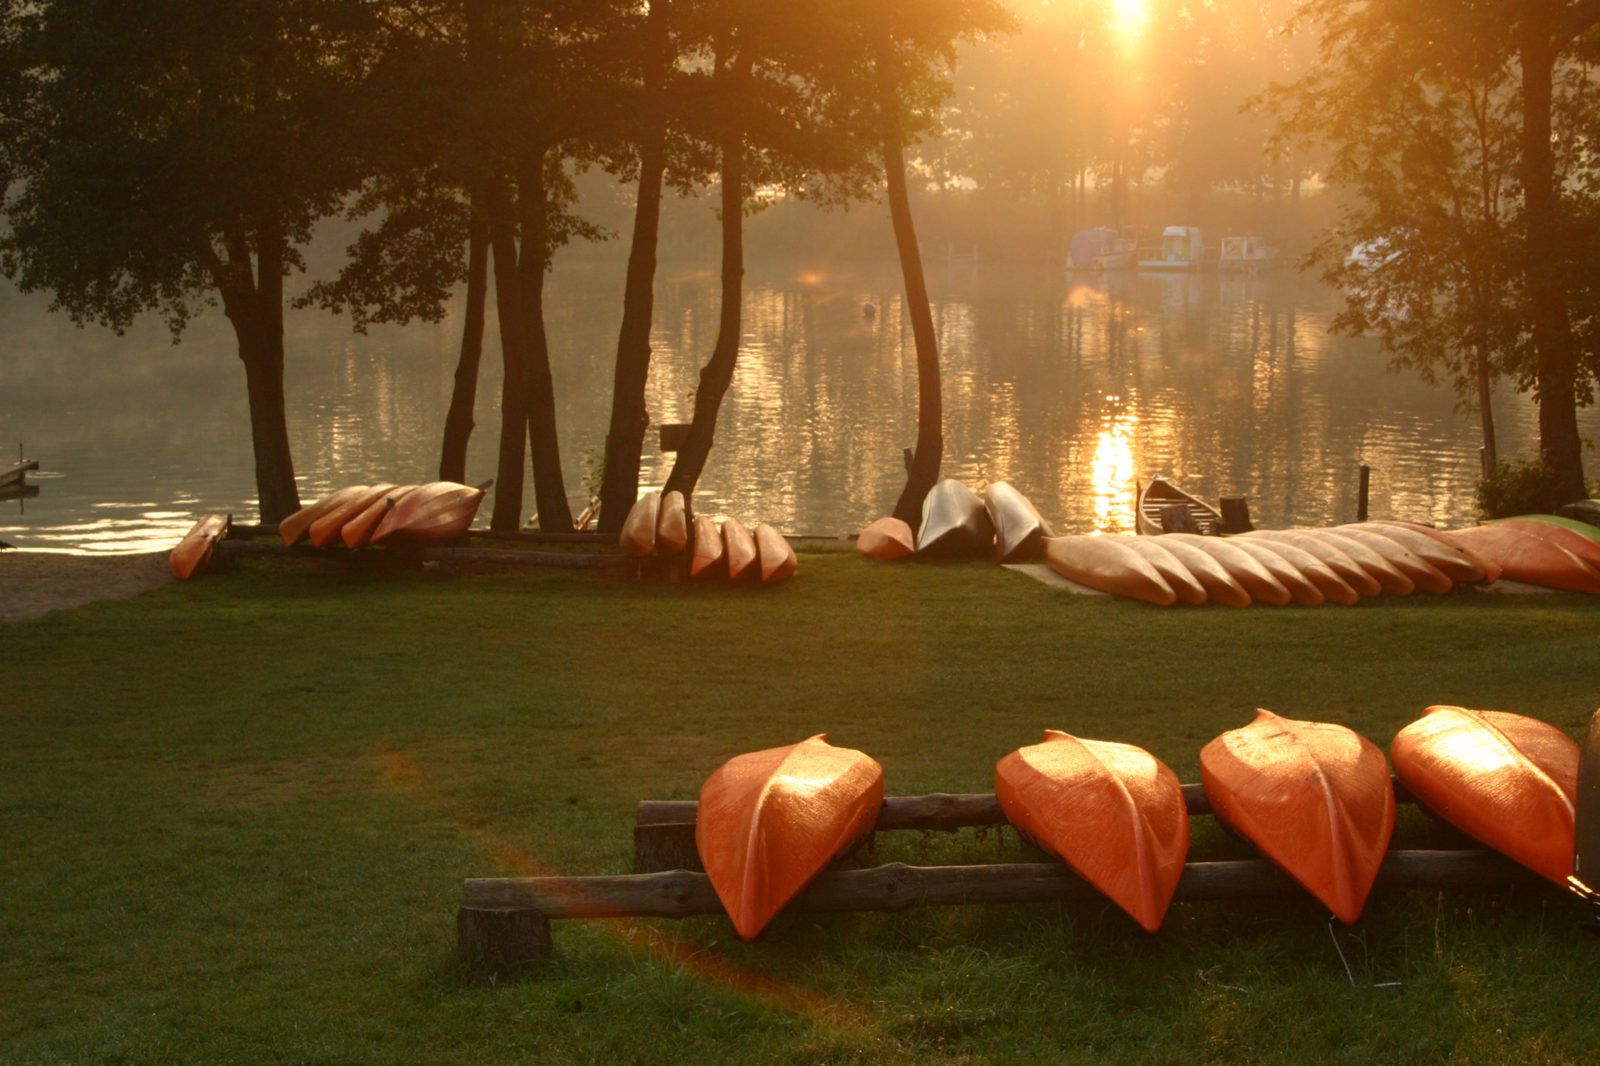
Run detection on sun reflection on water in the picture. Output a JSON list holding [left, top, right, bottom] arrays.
[[1090, 401, 1137, 535]]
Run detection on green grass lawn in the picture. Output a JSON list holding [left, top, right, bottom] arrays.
[[4, 554, 1600, 1064]]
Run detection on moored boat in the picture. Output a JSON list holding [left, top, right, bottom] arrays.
[[371, 481, 486, 545], [856, 517, 915, 562], [619, 492, 660, 558], [690, 515, 726, 579], [1137, 478, 1223, 536], [1139, 225, 1206, 270], [722, 516, 758, 580], [1044, 535, 1177, 605], [996, 730, 1190, 932], [308, 484, 394, 548], [343, 485, 418, 548], [170, 514, 230, 580], [754, 523, 798, 585], [982, 481, 1054, 563], [656, 491, 689, 556], [696, 735, 884, 940], [1201, 709, 1395, 923], [916, 479, 995, 560], [1391, 706, 1579, 885]]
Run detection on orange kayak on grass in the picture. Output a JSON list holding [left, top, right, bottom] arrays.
[[308, 484, 395, 548], [754, 524, 798, 585], [1495, 518, 1600, 574], [1316, 530, 1416, 595], [1366, 522, 1499, 583], [1391, 706, 1579, 885], [857, 516, 916, 562], [697, 735, 884, 940], [1327, 526, 1454, 593], [1044, 535, 1176, 605], [690, 515, 725, 579], [1227, 538, 1326, 605], [1241, 537, 1358, 605], [170, 514, 230, 580], [1247, 531, 1381, 598], [996, 730, 1190, 932], [1201, 709, 1395, 923], [1451, 523, 1600, 594], [619, 492, 660, 557], [343, 485, 418, 548], [278, 485, 367, 547], [1149, 536, 1251, 607], [1121, 537, 1207, 605], [370, 481, 485, 545], [723, 516, 758, 580], [656, 491, 688, 556], [1161, 534, 1292, 606]]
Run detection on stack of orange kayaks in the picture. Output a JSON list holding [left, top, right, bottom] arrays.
[[277, 481, 485, 549], [370, 481, 486, 545], [344, 485, 419, 548], [1391, 706, 1580, 885], [308, 484, 396, 547], [280, 486, 369, 547], [1201, 710, 1395, 923], [169, 514, 230, 579], [618, 492, 797, 586], [856, 517, 915, 562], [996, 730, 1190, 932], [697, 735, 884, 940]]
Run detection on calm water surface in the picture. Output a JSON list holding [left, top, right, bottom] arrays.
[[3, 260, 1593, 553]]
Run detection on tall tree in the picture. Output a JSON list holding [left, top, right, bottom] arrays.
[[0, 0, 378, 521]]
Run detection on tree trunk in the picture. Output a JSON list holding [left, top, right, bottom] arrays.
[[598, 0, 671, 533], [518, 153, 573, 531], [439, 206, 489, 483], [488, 182, 529, 531], [663, 55, 748, 500], [1519, 25, 1587, 499], [1476, 341, 1498, 475], [880, 51, 943, 527]]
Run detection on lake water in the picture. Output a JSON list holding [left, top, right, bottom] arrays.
[[2, 259, 1593, 553]]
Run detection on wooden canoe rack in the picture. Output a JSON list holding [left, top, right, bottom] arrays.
[[457, 781, 1539, 973]]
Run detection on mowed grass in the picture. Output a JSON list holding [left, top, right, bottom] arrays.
[[3, 553, 1600, 1064]]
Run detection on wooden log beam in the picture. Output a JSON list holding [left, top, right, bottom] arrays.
[[215, 539, 633, 570]]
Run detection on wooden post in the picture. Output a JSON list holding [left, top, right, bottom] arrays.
[[1159, 504, 1203, 535], [457, 906, 551, 971], [634, 822, 701, 873], [1219, 496, 1254, 534], [1357, 464, 1371, 521]]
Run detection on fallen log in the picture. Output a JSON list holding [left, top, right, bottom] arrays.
[[215, 538, 633, 570]]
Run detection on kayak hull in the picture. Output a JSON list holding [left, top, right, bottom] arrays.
[[691, 515, 726, 579], [657, 491, 689, 556], [620, 492, 660, 558], [916, 479, 995, 560], [857, 517, 916, 562], [310, 484, 396, 548], [754, 524, 798, 585], [723, 516, 758, 581], [1452, 523, 1600, 594], [1044, 535, 1177, 605], [982, 482, 1054, 563], [170, 514, 229, 580], [344, 485, 418, 548], [371, 482, 485, 545]]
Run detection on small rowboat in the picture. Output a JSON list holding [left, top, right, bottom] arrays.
[[1044, 535, 1176, 605], [690, 515, 725, 579], [1161, 533, 1291, 605], [856, 517, 915, 562], [916, 479, 995, 560], [722, 516, 758, 580], [1391, 706, 1579, 886], [656, 491, 689, 556], [1120, 537, 1207, 605], [1201, 709, 1395, 923], [996, 730, 1190, 932], [754, 524, 798, 585], [619, 492, 660, 558], [982, 482, 1054, 563], [170, 514, 230, 580], [309, 484, 395, 548], [696, 735, 884, 940], [344, 485, 418, 548], [1451, 523, 1600, 594], [371, 481, 486, 545], [279, 485, 370, 547], [1137, 478, 1222, 536], [1149, 536, 1252, 607]]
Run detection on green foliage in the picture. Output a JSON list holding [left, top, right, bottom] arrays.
[[1477, 457, 1592, 518]]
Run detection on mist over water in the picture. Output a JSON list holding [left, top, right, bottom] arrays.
[[2, 260, 1591, 553]]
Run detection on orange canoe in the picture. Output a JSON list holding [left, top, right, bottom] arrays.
[[1317, 530, 1416, 595], [1121, 537, 1207, 605], [723, 516, 759, 580], [1240, 537, 1358, 605], [170, 514, 230, 580], [1227, 538, 1326, 605], [1451, 523, 1600, 594], [1367, 522, 1500, 583], [1496, 518, 1600, 574], [754, 523, 798, 585], [1328, 526, 1453, 593], [996, 730, 1190, 932], [278, 485, 367, 547], [1391, 706, 1578, 885], [1163, 534, 1292, 606], [619, 491, 660, 558], [1149, 536, 1252, 607], [308, 484, 395, 548], [657, 490, 689, 556], [371, 481, 485, 545], [1201, 709, 1395, 923], [690, 515, 726, 579], [343, 485, 418, 548], [1248, 531, 1381, 598], [1044, 535, 1176, 605], [857, 516, 915, 562], [697, 735, 884, 940]]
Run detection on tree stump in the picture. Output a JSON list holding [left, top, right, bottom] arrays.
[[456, 906, 551, 972]]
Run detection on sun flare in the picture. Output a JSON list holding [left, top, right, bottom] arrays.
[[1110, 0, 1148, 41]]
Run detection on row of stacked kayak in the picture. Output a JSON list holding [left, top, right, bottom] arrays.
[[620, 489, 797, 586], [697, 705, 1581, 939]]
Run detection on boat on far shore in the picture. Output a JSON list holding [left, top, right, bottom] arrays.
[[1139, 226, 1206, 270], [1219, 235, 1279, 273]]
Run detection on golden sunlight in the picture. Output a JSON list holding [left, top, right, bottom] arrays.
[[1110, 0, 1149, 42]]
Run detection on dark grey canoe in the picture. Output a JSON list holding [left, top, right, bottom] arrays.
[[982, 481, 1054, 563], [916, 479, 995, 560]]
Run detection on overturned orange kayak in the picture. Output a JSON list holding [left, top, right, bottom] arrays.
[[343, 485, 418, 548], [657, 490, 688, 556], [308, 484, 395, 548], [1121, 537, 1207, 605], [1151, 536, 1251, 607], [1201, 709, 1395, 923], [1044, 535, 1176, 605], [1243, 537, 1359, 605], [1248, 531, 1381, 599], [1391, 706, 1579, 885], [1495, 518, 1600, 574], [983, 481, 1054, 563], [697, 735, 884, 940], [279, 485, 367, 547], [170, 514, 230, 580], [1452, 523, 1600, 594], [1330, 526, 1454, 593], [619, 492, 660, 558], [754, 523, 798, 585], [857, 516, 915, 562], [1317, 530, 1416, 595], [371, 481, 485, 545], [1367, 522, 1498, 583], [690, 515, 725, 579], [723, 516, 759, 580], [1227, 538, 1326, 605], [996, 730, 1190, 932], [1163, 534, 1292, 606]]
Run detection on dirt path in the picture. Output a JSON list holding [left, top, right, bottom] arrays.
[[0, 551, 174, 622]]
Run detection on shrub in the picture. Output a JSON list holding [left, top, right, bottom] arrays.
[[1476, 458, 1585, 519]]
